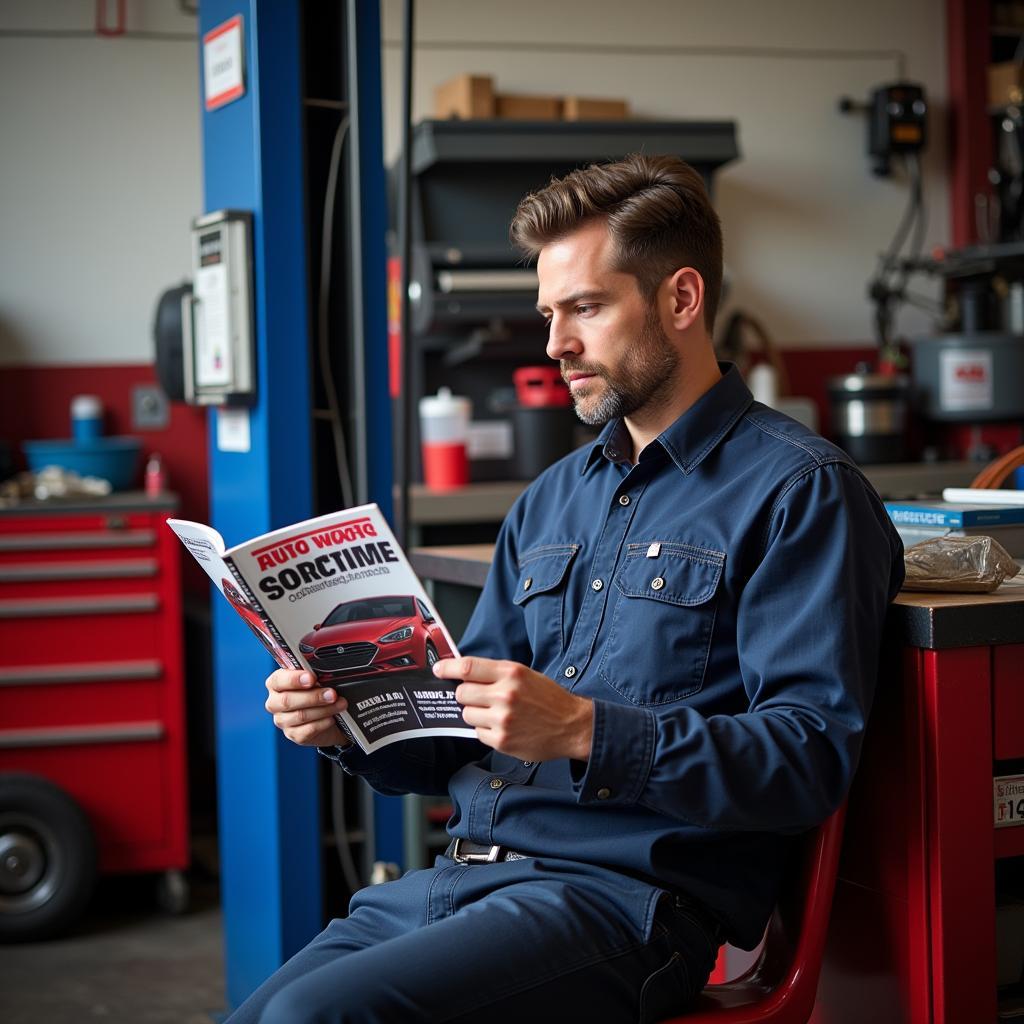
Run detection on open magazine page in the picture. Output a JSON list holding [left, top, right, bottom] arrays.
[[210, 503, 475, 754], [166, 520, 302, 671]]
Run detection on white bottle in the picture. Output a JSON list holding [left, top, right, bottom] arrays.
[[748, 363, 779, 408]]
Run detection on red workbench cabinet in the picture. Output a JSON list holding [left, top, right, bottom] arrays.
[[0, 496, 189, 884], [814, 591, 1024, 1024]]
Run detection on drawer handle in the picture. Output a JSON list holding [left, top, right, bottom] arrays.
[[0, 530, 156, 552], [0, 660, 163, 686], [0, 559, 159, 582], [0, 721, 165, 749], [0, 594, 160, 618]]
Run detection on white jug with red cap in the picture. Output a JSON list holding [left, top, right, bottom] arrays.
[[418, 387, 471, 490]]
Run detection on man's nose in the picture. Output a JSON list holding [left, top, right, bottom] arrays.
[[545, 315, 582, 362]]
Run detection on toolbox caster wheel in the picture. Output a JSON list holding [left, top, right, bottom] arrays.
[[155, 869, 190, 915], [0, 773, 97, 942]]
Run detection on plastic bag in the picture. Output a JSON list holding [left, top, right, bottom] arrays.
[[903, 534, 1021, 593]]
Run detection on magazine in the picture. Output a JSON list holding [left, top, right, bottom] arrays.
[[167, 503, 476, 754]]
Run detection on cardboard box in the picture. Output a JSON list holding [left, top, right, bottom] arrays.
[[494, 93, 562, 120], [988, 62, 1024, 107], [434, 74, 495, 120], [563, 96, 630, 121]]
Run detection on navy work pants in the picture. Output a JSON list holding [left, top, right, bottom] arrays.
[[225, 855, 719, 1024]]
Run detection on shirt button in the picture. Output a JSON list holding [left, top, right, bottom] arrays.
[[591, 578, 604, 591], [651, 577, 665, 590], [607, 448, 618, 459], [596, 787, 612, 800], [522, 761, 533, 767], [618, 495, 630, 506], [489, 778, 504, 790], [523, 577, 533, 591], [564, 665, 577, 678]]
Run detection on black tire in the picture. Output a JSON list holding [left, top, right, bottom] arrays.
[[425, 642, 439, 668], [0, 773, 98, 942]]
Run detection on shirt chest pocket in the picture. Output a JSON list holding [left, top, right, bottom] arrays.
[[598, 543, 725, 706], [512, 544, 578, 666]]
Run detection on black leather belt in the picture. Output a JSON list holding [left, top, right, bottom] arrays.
[[445, 838, 528, 864]]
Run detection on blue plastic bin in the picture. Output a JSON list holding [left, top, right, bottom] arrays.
[[23, 437, 143, 491]]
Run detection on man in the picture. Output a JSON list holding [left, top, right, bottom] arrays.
[[230, 154, 904, 1023]]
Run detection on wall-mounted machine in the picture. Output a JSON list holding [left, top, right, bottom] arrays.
[[152, 210, 256, 408], [186, 210, 256, 406]]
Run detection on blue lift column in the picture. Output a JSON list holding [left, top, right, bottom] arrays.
[[197, 1, 320, 1008]]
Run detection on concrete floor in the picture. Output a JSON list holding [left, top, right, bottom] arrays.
[[0, 874, 226, 1024]]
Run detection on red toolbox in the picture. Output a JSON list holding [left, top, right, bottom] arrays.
[[0, 494, 189, 939]]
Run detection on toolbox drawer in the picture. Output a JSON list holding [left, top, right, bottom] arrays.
[[0, 499, 188, 879], [0, 596, 164, 664], [0, 740, 178, 872]]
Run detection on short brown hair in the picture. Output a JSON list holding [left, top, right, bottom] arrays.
[[510, 154, 723, 332]]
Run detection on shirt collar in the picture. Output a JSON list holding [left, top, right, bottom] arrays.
[[581, 363, 753, 475]]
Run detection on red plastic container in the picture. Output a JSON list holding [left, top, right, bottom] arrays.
[[513, 366, 571, 408]]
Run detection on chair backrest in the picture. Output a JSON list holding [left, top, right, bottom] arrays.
[[675, 802, 847, 1024]]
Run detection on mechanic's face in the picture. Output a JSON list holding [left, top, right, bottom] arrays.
[[536, 220, 680, 426]]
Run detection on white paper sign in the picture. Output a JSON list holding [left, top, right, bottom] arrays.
[[216, 408, 251, 453], [203, 15, 245, 111], [939, 349, 994, 412], [193, 262, 232, 388]]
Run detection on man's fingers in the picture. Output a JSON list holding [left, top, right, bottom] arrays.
[[286, 717, 341, 745], [454, 681, 501, 707], [273, 696, 347, 727], [266, 687, 344, 714], [431, 656, 505, 683], [265, 669, 315, 692]]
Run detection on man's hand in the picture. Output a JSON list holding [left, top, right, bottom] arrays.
[[432, 657, 593, 762], [264, 669, 351, 749]]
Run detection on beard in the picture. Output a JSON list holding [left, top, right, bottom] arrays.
[[561, 306, 680, 426]]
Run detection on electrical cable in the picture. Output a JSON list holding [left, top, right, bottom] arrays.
[[318, 113, 356, 511], [316, 106, 365, 893], [395, 0, 415, 550], [331, 756, 364, 896], [869, 150, 927, 349], [907, 153, 927, 263], [877, 153, 921, 275]]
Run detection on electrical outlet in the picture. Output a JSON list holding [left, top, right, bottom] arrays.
[[132, 385, 170, 430]]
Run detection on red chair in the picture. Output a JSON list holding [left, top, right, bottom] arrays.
[[663, 803, 848, 1024]]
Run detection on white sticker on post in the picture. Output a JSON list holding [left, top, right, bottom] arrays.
[[939, 349, 994, 412], [203, 15, 245, 112], [216, 407, 251, 453]]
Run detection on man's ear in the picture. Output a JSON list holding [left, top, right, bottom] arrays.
[[665, 267, 705, 332]]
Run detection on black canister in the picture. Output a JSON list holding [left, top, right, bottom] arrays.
[[512, 406, 577, 479], [827, 370, 910, 464], [512, 366, 576, 480]]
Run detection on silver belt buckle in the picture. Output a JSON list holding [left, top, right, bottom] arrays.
[[452, 838, 500, 864]]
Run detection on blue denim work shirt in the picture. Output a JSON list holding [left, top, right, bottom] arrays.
[[331, 364, 905, 949]]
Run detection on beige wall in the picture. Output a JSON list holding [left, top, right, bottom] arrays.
[[381, 0, 949, 347], [0, 2, 948, 366], [0, 2, 201, 367]]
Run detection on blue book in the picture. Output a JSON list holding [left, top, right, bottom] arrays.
[[884, 500, 1024, 528]]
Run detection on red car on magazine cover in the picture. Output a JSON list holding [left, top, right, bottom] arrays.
[[298, 595, 453, 681], [222, 578, 295, 669]]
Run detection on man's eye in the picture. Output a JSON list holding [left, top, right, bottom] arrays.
[[576, 304, 598, 316]]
